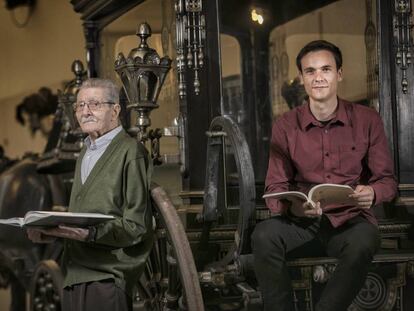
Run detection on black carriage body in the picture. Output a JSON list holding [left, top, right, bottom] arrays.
[[2, 0, 411, 310], [70, 0, 414, 310]]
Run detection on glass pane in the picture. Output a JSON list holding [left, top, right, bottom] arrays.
[[99, 0, 181, 203], [220, 34, 244, 125], [270, 0, 378, 118], [218, 0, 378, 184]]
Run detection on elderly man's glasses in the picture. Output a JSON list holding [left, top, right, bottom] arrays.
[[73, 100, 115, 112]]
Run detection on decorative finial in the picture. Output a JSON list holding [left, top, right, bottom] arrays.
[[137, 22, 151, 49], [71, 60, 85, 88], [60, 60, 86, 132]]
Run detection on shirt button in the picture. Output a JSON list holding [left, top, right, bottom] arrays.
[[325, 152, 329, 157], [77, 195, 81, 200], [324, 129, 328, 134], [326, 174, 331, 179]]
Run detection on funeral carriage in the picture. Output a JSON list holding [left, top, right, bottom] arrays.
[[2, 1, 414, 310]]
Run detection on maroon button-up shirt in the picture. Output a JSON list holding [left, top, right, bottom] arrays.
[[265, 98, 397, 227]]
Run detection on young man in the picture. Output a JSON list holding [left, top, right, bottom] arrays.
[[252, 40, 397, 311], [27, 78, 153, 311]]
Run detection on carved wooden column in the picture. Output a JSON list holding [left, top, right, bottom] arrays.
[[83, 21, 100, 78]]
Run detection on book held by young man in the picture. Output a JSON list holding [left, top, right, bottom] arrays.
[[262, 183, 356, 208], [0, 211, 114, 228]]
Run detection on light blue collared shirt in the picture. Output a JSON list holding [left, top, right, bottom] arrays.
[[81, 125, 123, 184]]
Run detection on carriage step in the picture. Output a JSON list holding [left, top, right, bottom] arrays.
[[286, 251, 414, 267], [236, 251, 414, 282]]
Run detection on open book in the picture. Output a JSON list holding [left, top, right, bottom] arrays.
[[262, 183, 356, 208], [0, 211, 114, 228]]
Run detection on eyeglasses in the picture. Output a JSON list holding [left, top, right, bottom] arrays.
[[73, 100, 115, 112]]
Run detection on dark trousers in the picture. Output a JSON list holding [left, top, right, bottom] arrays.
[[62, 279, 132, 311], [251, 215, 380, 311]]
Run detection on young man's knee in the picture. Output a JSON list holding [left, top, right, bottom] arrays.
[[251, 222, 272, 250], [352, 226, 380, 255], [251, 219, 285, 254], [340, 237, 379, 266]]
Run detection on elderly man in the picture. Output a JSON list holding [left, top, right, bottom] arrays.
[[252, 40, 397, 311], [28, 78, 153, 311]]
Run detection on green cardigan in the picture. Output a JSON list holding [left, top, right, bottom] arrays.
[[63, 129, 153, 295]]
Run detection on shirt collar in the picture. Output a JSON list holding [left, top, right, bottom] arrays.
[[299, 97, 350, 131], [84, 125, 123, 150]]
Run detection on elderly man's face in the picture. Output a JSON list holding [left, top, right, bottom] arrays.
[[75, 87, 120, 140]]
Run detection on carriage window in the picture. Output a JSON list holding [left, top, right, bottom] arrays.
[[99, 0, 181, 203], [100, 0, 178, 138], [220, 35, 243, 126], [270, 0, 378, 118], [218, 0, 378, 184]]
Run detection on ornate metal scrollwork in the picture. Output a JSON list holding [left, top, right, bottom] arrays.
[[365, 0, 378, 109], [313, 264, 336, 283], [174, 0, 206, 98], [393, 0, 413, 94]]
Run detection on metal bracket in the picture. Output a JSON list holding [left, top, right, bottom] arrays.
[[152, 115, 187, 174], [394, 0, 413, 93]]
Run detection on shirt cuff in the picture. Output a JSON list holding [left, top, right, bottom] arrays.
[[370, 184, 382, 206]]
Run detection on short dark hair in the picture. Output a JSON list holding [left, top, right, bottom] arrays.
[[296, 40, 342, 72]]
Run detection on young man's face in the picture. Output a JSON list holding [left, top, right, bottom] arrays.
[[299, 50, 343, 105], [75, 87, 120, 140]]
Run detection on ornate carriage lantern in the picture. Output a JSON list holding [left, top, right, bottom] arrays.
[[115, 22, 172, 144]]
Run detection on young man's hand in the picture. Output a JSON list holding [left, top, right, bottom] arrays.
[[349, 185, 375, 209], [289, 198, 322, 218]]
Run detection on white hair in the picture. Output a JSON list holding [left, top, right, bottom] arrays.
[[79, 78, 120, 103]]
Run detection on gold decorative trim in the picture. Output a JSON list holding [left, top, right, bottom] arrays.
[[398, 184, 414, 191], [395, 196, 414, 206]]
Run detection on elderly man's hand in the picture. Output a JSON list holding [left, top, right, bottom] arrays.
[[27, 225, 90, 242], [289, 198, 322, 218], [27, 228, 57, 243], [349, 185, 375, 209], [42, 225, 90, 241]]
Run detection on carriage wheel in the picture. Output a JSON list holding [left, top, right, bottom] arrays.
[[201, 116, 256, 263], [136, 185, 204, 311], [30, 260, 63, 311]]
